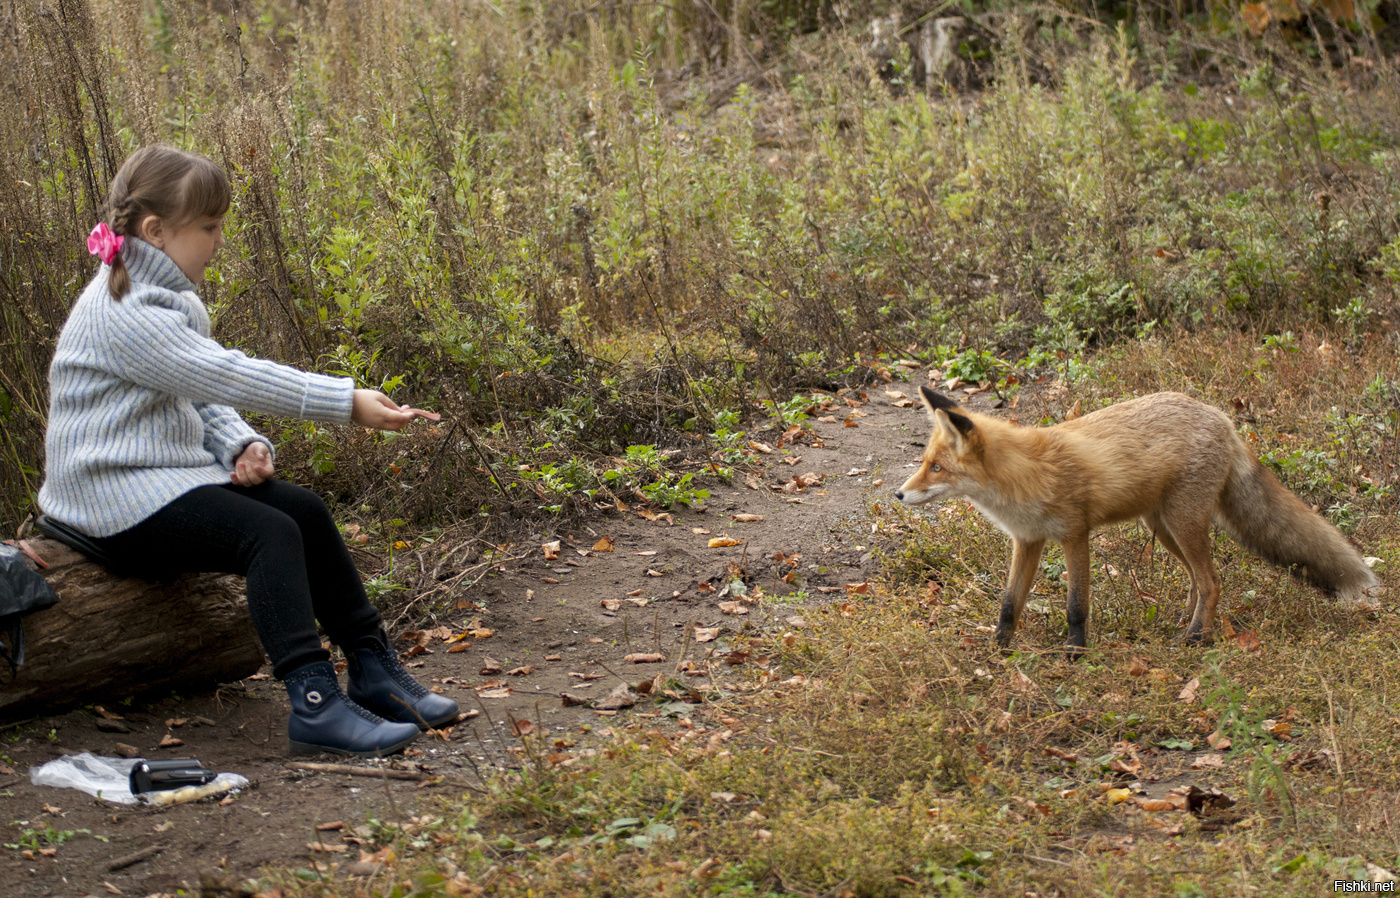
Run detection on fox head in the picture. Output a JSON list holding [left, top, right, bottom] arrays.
[[895, 385, 980, 506]]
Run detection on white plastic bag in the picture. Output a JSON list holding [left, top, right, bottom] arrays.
[[29, 752, 250, 805], [29, 752, 140, 804]]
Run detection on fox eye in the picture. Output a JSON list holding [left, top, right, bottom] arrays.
[[931, 463, 942, 472]]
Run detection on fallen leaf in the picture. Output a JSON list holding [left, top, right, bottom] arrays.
[[478, 687, 512, 699], [159, 734, 184, 748], [600, 598, 622, 611], [646, 569, 664, 577], [1190, 754, 1226, 770], [480, 658, 503, 674], [561, 693, 590, 707], [511, 719, 535, 736], [508, 665, 536, 676], [1134, 798, 1176, 812], [845, 581, 871, 595], [308, 842, 349, 853], [694, 626, 721, 643], [1126, 658, 1150, 677], [626, 588, 644, 596], [1110, 757, 1143, 775], [732, 514, 764, 523], [708, 537, 742, 548], [624, 652, 666, 663], [749, 441, 773, 454], [1232, 630, 1263, 653], [691, 527, 712, 535], [542, 540, 561, 560], [718, 601, 748, 615], [1178, 677, 1200, 703], [593, 535, 616, 552], [594, 683, 639, 710], [470, 627, 495, 639], [1207, 730, 1232, 751]]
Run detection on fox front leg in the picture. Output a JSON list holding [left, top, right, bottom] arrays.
[[994, 538, 1046, 648], [1061, 535, 1093, 656]]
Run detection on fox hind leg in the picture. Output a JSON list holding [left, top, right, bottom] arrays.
[[994, 538, 1046, 648], [1143, 513, 1199, 630], [1162, 518, 1221, 643]]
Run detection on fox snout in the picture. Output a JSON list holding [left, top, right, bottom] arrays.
[[894, 473, 941, 506]]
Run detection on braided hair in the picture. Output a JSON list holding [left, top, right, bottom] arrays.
[[101, 145, 231, 299]]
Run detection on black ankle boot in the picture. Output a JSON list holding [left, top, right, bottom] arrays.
[[285, 661, 421, 757], [346, 630, 460, 730]]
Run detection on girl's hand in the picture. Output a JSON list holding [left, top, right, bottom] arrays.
[[231, 441, 275, 487], [352, 389, 417, 431]]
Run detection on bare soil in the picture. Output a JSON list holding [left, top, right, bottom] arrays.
[[0, 376, 942, 898]]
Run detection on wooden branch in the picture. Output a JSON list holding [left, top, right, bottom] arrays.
[[286, 761, 426, 781]]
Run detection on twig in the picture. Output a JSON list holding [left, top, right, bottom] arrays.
[[285, 762, 426, 781], [592, 658, 635, 688], [462, 425, 510, 502], [106, 844, 164, 871]]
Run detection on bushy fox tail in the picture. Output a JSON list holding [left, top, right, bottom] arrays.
[[1215, 451, 1380, 607]]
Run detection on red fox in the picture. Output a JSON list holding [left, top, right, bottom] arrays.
[[895, 386, 1381, 651]]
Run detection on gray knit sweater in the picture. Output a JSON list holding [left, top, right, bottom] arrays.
[[40, 238, 355, 536]]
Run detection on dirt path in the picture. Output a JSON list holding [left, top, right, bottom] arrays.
[[0, 375, 937, 897]]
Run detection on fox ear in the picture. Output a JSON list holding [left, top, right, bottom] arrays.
[[920, 385, 975, 439], [919, 384, 961, 415]]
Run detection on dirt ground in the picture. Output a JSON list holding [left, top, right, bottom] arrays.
[[0, 372, 948, 898]]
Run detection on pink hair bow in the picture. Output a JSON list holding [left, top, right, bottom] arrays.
[[87, 223, 124, 265]]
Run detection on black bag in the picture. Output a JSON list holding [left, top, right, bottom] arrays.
[[0, 543, 60, 679]]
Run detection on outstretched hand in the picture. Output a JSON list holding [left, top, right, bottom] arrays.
[[231, 441, 275, 487], [351, 388, 428, 431]]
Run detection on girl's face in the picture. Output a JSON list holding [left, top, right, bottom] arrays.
[[142, 213, 225, 284]]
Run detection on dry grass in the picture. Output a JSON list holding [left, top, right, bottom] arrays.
[[261, 331, 1400, 895]]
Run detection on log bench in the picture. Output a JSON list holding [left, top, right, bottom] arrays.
[[0, 537, 265, 718]]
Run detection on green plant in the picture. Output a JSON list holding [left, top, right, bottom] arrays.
[[1202, 653, 1295, 824], [5, 822, 92, 852]]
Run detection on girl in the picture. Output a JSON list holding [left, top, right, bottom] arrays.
[[40, 145, 457, 757]]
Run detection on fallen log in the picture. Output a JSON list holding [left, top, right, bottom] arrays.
[[0, 538, 265, 718]]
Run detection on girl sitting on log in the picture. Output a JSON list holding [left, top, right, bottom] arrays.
[[39, 145, 457, 757]]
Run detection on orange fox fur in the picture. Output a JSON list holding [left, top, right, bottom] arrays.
[[895, 386, 1380, 650]]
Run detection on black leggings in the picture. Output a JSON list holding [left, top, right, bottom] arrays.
[[91, 481, 381, 679]]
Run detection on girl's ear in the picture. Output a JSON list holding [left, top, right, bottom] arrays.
[[136, 214, 165, 247]]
